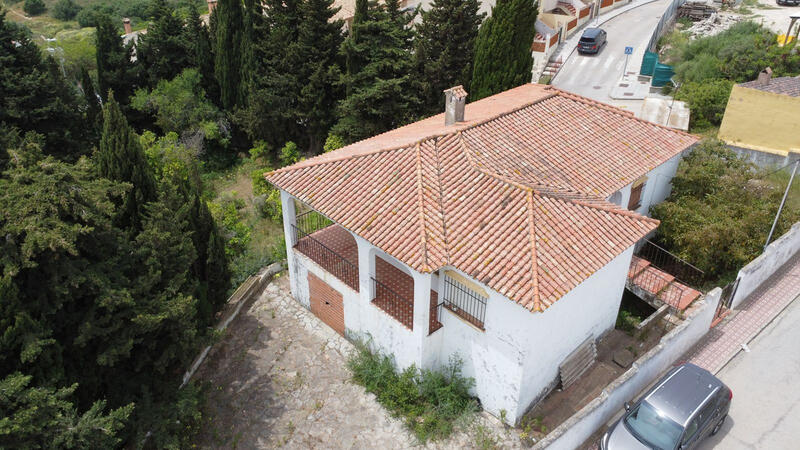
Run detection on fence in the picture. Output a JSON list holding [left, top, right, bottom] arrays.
[[644, 0, 686, 52], [533, 288, 720, 450]]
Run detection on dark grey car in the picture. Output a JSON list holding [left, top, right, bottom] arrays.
[[577, 28, 607, 54], [601, 363, 732, 450]]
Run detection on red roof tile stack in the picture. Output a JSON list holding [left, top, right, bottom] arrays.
[[267, 84, 698, 312]]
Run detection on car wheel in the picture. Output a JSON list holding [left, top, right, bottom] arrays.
[[711, 415, 727, 436]]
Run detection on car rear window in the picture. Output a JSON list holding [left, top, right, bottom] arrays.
[[580, 37, 596, 43]]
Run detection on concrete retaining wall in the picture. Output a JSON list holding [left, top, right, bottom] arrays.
[[730, 222, 800, 309], [533, 289, 720, 450]]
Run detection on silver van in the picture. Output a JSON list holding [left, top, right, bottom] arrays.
[[601, 363, 732, 450]]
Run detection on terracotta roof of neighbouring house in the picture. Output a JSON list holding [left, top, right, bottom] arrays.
[[267, 84, 699, 312], [739, 76, 800, 97]]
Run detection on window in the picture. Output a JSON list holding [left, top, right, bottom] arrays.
[[442, 272, 487, 330], [628, 177, 647, 210]]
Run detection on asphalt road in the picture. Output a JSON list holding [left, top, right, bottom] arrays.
[[552, 0, 672, 110], [698, 296, 800, 450]]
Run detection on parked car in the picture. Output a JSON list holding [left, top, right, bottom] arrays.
[[577, 28, 607, 54], [776, 0, 799, 5], [600, 363, 732, 450]]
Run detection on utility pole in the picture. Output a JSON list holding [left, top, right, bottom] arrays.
[[764, 159, 799, 251]]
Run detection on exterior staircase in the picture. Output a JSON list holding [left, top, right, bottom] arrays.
[[627, 256, 702, 311], [557, 1, 579, 16], [541, 57, 564, 80]]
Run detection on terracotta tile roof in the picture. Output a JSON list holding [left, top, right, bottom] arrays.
[[739, 76, 800, 97], [267, 84, 698, 312]]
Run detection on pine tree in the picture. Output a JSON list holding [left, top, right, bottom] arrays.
[[470, 0, 538, 100], [0, 12, 85, 158], [332, 0, 419, 143], [213, 0, 245, 109], [95, 14, 139, 104], [136, 0, 193, 86], [414, 0, 484, 115], [96, 94, 157, 231], [292, 0, 345, 152]]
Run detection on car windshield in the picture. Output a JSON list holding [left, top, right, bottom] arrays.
[[623, 401, 683, 450]]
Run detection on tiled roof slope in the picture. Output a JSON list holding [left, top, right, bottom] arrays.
[[739, 76, 800, 97], [267, 84, 698, 312]]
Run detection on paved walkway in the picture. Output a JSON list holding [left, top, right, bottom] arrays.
[[685, 257, 800, 374], [194, 275, 519, 449]]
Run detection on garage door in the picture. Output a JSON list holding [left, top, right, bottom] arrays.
[[308, 273, 345, 336]]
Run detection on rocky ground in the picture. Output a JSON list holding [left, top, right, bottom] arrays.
[[193, 274, 521, 449]]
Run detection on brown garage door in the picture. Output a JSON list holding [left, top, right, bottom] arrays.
[[308, 273, 345, 336]]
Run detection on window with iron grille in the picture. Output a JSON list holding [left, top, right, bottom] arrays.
[[442, 274, 487, 330]]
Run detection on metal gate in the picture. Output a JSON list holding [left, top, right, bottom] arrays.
[[712, 278, 739, 327]]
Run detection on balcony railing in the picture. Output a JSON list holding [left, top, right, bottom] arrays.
[[636, 239, 705, 288], [429, 291, 443, 335], [442, 276, 487, 330], [294, 209, 333, 240], [371, 277, 414, 330], [292, 223, 359, 292]]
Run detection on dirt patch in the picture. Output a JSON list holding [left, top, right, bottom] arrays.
[[521, 324, 668, 443]]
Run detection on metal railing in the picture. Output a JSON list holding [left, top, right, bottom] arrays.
[[442, 276, 487, 330], [429, 297, 444, 335], [636, 240, 705, 288], [294, 209, 333, 242], [292, 224, 359, 291], [371, 277, 414, 330], [629, 267, 690, 310]]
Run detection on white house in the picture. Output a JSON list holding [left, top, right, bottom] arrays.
[[266, 84, 698, 424]]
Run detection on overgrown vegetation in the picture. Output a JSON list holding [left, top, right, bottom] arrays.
[[659, 21, 800, 132], [650, 140, 800, 284], [347, 342, 478, 442]]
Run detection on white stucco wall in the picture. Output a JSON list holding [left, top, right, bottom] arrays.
[[610, 151, 684, 217], [730, 222, 800, 309], [435, 245, 636, 424]]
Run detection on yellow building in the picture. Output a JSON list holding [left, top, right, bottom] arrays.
[[718, 69, 800, 163]]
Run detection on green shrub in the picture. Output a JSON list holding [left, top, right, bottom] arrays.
[[208, 196, 251, 257], [650, 140, 800, 282], [229, 235, 285, 287], [23, 0, 46, 16], [674, 79, 733, 131], [348, 343, 478, 442], [279, 141, 301, 167], [323, 134, 345, 153], [616, 310, 641, 334], [53, 0, 82, 21], [249, 140, 270, 159]]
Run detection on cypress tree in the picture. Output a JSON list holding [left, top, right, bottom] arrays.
[[414, 0, 484, 116], [186, 14, 219, 106], [96, 93, 157, 231], [213, 0, 244, 110], [332, 0, 419, 143], [470, 0, 538, 100], [95, 14, 138, 104], [79, 66, 102, 138], [292, 0, 345, 152]]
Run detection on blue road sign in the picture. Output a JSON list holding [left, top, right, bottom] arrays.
[[624, 46, 634, 55]]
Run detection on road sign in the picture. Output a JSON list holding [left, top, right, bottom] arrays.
[[624, 46, 634, 55]]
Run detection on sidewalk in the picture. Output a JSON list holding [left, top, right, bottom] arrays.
[[683, 256, 800, 374]]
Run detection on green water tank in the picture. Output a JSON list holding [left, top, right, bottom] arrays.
[[652, 63, 675, 87], [640, 51, 658, 76]]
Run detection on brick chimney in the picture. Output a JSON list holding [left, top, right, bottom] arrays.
[[207, 0, 218, 13], [122, 18, 132, 35], [444, 86, 468, 126], [757, 67, 773, 85]]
